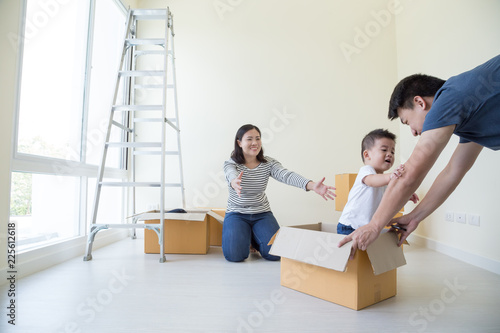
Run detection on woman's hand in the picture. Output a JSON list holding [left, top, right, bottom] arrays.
[[307, 177, 336, 201], [231, 171, 243, 197]]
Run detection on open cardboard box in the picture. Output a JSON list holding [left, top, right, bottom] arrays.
[[200, 208, 226, 246], [132, 209, 225, 254], [269, 223, 407, 310]]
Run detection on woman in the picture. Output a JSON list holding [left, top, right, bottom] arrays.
[[222, 124, 335, 262]]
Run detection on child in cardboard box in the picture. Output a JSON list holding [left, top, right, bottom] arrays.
[[223, 124, 336, 262], [337, 129, 419, 235]]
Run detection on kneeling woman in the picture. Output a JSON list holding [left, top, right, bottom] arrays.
[[222, 124, 335, 262]]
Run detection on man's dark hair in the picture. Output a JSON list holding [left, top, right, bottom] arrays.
[[361, 129, 396, 162], [231, 124, 267, 164], [388, 74, 446, 120]]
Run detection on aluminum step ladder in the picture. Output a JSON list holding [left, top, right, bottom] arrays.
[[84, 8, 185, 263]]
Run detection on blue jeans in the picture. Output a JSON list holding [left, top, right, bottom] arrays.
[[222, 211, 280, 262], [337, 222, 356, 235]]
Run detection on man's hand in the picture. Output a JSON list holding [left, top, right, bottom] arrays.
[[338, 223, 383, 259], [389, 214, 420, 246]]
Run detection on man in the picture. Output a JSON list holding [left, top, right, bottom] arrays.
[[338, 54, 500, 257]]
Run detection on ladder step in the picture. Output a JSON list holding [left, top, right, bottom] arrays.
[[126, 38, 165, 46], [100, 182, 182, 187], [135, 50, 165, 57], [119, 70, 164, 77], [106, 142, 162, 148], [134, 151, 180, 156], [113, 105, 163, 111], [134, 118, 163, 123], [133, 84, 173, 89], [134, 117, 178, 124], [134, 84, 163, 89], [132, 9, 167, 20], [89, 224, 147, 229]]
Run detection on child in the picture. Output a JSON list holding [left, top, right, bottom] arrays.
[[337, 129, 418, 235]]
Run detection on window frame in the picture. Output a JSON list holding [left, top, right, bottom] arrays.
[[11, 0, 129, 252]]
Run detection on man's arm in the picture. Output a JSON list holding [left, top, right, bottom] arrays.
[[338, 125, 455, 254], [392, 140, 483, 245]]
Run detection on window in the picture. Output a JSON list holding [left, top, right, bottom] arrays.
[[11, 0, 127, 252]]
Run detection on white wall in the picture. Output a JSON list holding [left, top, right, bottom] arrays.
[[137, 0, 401, 226], [395, 0, 500, 268]]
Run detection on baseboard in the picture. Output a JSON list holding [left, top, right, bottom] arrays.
[[408, 233, 500, 275], [0, 229, 128, 286]]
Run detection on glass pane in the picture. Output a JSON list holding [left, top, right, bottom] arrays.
[[86, 0, 127, 167], [10, 172, 81, 252], [87, 178, 124, 225], [17, 0, 90, 161]]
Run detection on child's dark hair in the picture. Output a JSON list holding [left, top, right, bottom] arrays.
[[361, 129, 396, 162], [231, 124, 267, 164]]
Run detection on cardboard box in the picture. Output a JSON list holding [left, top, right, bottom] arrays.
[[335, 173, 404, 217], [335, 173, 357, 211], [207, 209, 225, 246], [139, 210, 212, 254], [269, 223, 406, 310]]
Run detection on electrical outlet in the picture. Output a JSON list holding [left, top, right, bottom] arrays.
[[455, 212, 466, 224], [445, 211, 454, 222], [468, 214, 480, 227]]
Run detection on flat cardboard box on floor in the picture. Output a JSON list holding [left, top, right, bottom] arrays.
[[138, 209, 225, 254], [269, 223, 406, 310]]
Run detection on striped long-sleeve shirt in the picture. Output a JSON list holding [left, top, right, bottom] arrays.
[[224, 156, 311, 214]]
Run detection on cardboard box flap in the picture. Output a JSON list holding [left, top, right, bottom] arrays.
[[207, 210, 224, 223], [366, 230, 406, 275], [127, 208, 211, 219], [135, 212, 207, 222], [269, 227, 353, 272]]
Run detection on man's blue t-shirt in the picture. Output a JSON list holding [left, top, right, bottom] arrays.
[[422, 54, 500, 150]]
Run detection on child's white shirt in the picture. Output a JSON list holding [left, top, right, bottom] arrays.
[[338, 165, 386, 229]]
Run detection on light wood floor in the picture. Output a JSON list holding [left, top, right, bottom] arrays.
[[1, 237, 500, 333]]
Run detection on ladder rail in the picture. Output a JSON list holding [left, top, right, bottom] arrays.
[[85, 7, 184, 263], [168, 13, 186, 208], [85, 9, 135, 260], [158, 8, 170, 263]]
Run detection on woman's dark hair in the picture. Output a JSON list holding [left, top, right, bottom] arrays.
[[388, 74, 446, 120], [231, 124, 267, 164], [361, 129, 396, 162]]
